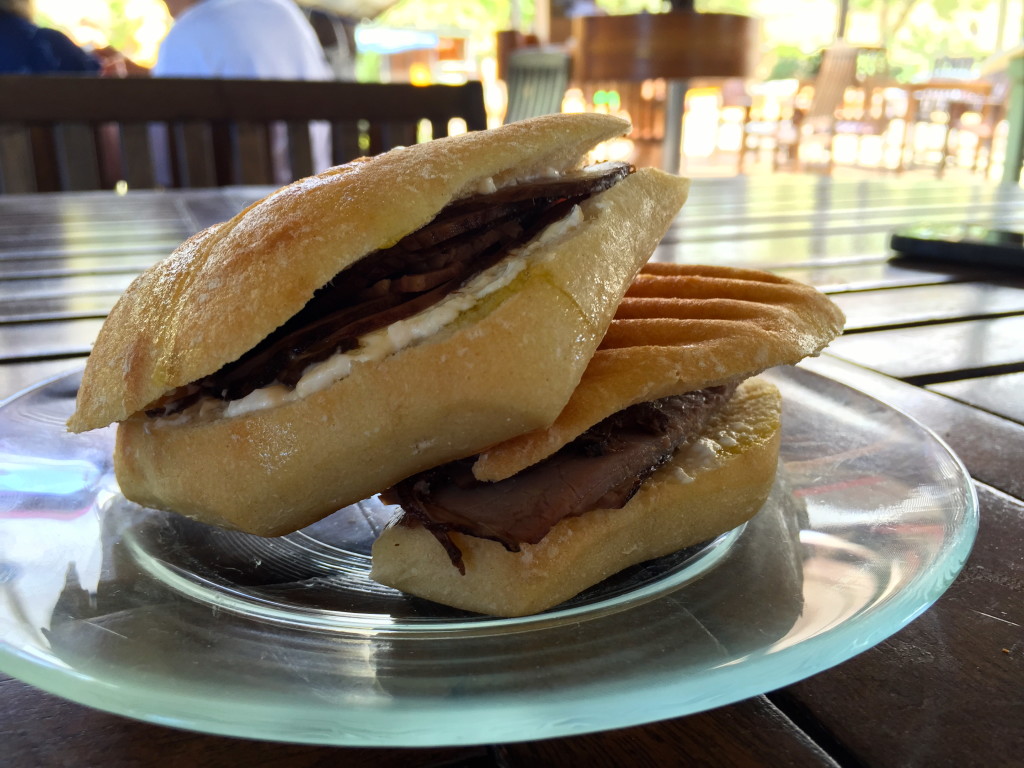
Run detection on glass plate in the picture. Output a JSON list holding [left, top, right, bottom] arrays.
[[0, 366, 978, 746]]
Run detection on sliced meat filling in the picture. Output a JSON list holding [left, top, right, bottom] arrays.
[[382, 383, 739, 574], [148, 162, 633, 417]]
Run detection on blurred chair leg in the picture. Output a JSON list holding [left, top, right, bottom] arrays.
[[936, 123, 954, 179], [982, 129, 998, 178], [662, 80, 687, 174], [737, 105, 751, 174]]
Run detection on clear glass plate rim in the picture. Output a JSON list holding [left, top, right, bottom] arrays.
[[0, 366, 980, 746]]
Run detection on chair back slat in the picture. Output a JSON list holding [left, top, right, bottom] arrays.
[[504, 49, 572, 124], [286, 121, 314, 180], [29, 126, 61, 192], [807, 46, 859, 122], [368, 120, 419, 157], [330, 121, 362, 163], [234, 122, 274, 185], [173, 122, 218, 188], [120, 123, 157, 189], [57, 123, 102, 191], [0, 126, 36, 193], [0, 77, 488, 193], [209, 122, 233, 186]]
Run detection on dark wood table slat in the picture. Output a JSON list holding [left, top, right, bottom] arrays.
[[928, 371, 1024, 425], [772, 482, 1024, 768], [0, 241, 178, 261], [0, 359, 81, 401], [0, 318, 100, 362], [667, 211, 1024, 248], [769, 261, 1003, 293], [0, 676, 491, 768], [0, 219, 187, 244], [0, 273, 136, 302], [500, 697, 839, 768], [826, 314, 1024, 384], [676, 175, 1021, 208], [804, 355, 1024, 500], [832, 282, 1024, 331], [0, 257, 164, 280], [0, 293, 117, 323]]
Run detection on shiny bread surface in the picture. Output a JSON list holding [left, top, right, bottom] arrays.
[[69, 113, 633, 433], [370, 377, 782, 617], [472, 264, 843, 482]]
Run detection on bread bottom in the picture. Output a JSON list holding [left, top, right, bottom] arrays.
[[370, 377, 782, 617]]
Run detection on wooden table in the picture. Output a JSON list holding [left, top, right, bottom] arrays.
[[2, 176, 1023, 766], [894, 78, 995, 177]]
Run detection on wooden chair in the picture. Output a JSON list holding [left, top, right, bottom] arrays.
[[502, 48, 572, 124], [900, 78, 998, 177], [736, 78, 805, 173], [0, 76, 487, 194], [776, 44, 894, 173]]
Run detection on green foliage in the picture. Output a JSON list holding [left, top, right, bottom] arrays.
[[929, 0, 988, 17], [34, 10, 59, 29], [355, 51, 383, 83], [102, 0, 145, 54], [34, 1, 151, 60], [765, 44, 820, 81]]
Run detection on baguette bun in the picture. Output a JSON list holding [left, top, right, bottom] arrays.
[[473, 263, 845, 481], [69, 113, 639, 433], [370, 376, 782, 617], [74, 115, 691, 536]]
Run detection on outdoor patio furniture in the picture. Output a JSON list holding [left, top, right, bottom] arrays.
[[502, 48, 572, 124], [569, 10, 759, 173], [777, 43, 895, 174], [0, 76, 487, 193], [897, 75, 998, 177]]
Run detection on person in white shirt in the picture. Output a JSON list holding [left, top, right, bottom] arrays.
[[155, 0, 333, 183]]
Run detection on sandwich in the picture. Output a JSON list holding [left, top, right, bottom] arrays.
[[67, 113, 691, 537], [370, 263, 845, 616]]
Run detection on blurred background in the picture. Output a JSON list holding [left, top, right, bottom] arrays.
[[20, 0, 1024, 181]]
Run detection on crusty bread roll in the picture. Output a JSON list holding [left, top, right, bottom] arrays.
[[68, 113, 690, 536], [473, 263, 845, 481], [69, 113, 644, 433], [370, 376, 782, 617], [369, 264, 843, 616]]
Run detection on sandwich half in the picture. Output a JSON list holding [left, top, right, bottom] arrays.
[[371, 264, 845, 616], [68, 113, 690, 536]]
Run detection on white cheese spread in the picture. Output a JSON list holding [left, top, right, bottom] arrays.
[[200, 202, 585, 421]]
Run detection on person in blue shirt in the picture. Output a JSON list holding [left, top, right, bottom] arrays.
[[0, 0, 102, 75]]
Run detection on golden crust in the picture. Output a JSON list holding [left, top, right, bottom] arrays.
[[68, 113, 632, 433], [472, 263, 843, 482], [370, 377, 782, 617], [111, 168, 690, 536]]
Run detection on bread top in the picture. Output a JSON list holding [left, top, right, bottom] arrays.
[[472, 263, 845, 481], [68, 113, 631, 433]]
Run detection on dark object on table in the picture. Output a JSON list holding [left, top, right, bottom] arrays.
[[891, 223, 1024, 271]]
